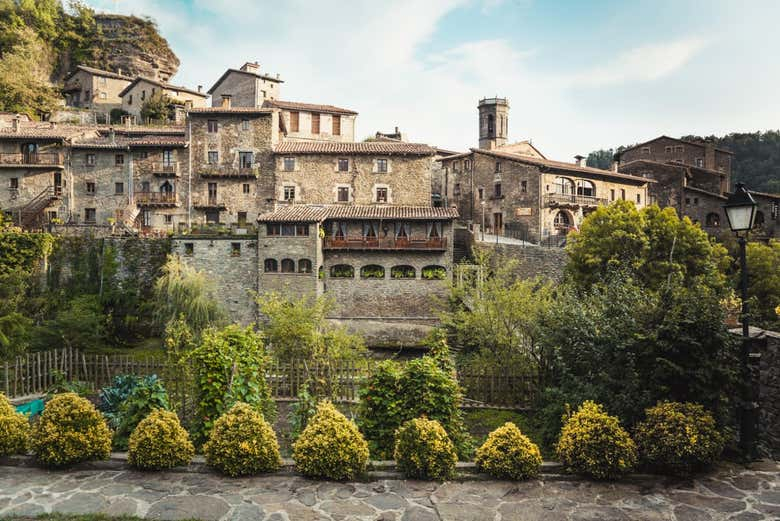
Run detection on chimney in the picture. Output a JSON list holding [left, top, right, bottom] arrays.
[[240, 61, 260, 74], [12, 117, 20, 132], [122, 115, 132, 128], [395, 126, 399, 134], [117, 67, 122, 76], [704, 140, 716, 170], [109, 127, 116, 144], [221, 95, 232, 108], [574, 154, 585, 167], [612, 161, 619, 172], [197, 85, 202, 93], [184, 99, 193, 111]]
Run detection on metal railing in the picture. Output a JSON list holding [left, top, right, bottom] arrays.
[[135, 191, 177, 204], [323, 236, 447, 251], [543, 193, 607, 207], [151, 161, 179, 176], [0, 153, 62, 166]]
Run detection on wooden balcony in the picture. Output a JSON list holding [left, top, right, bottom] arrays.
[[199, 165, 259, 178], [135, 191, 178, 206], [192, 196, 227, 210], [543, 193, 607, 207], [0, 153, 63, 168], [152, 162, 179, 177], [323, 236, 447, 251]]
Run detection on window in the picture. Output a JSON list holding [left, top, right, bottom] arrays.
[[298, 259, 312, 273], [391, 265, 415, 279], [231, 242, 241, 256], [99, 77, 107, 86], [338, 158, 349, 172], [207, 120, 218, 133], [283, 185, 296, 201], [184, 243, 194, 256], [695, 158, 704, 167], [241, 119, 249, 131], [755, 211, 765, 227], [421, 265, 446, 280], [576, 180, 595, 197], [115, 154, 124, 165], [610, 189, 615, 201], [641, 147, 651, 154], [520, 180, 527, 193], [281, 259, 295, 273], [115, 182, 124, 195], [494, 183, 502, 198], [264, 258, 278, 272], [164, 214, 173, 224], [290, 111, 299, 132], [554, 177, 574, 195], [376, 158, 388, 173], [296, 223, 309, 236], [266, 222, 308, 237], [487, 114, 494, 136], [332, 115, 341, 135], [128, 94, 133, 105], [242, 183, 250, 194], [360, 265, 385, 279], [675, 145, 684, 152], [208, 151, 218, 164], [337, 186, 349, 202], [237, 211, 247, 226], [694, 197, 699, 205], [162, 149, 173, 166], [311, 113, 320, 134], [665, 146, 673, 154], [465, 159, 471, 170], [636, 193, 641, 204], [86, 182, 96, 195], [376, 187, 388, 203], [84, 208, 96, 223], [706, 213, 720, 227], [135, 151, 148, 160], [478, 187, 484, 200], [553, 210, 571, 229], [620, 188, 626, 200], [283, 157, 295, 171], [495, 161, 502, 173], [330, 264, 354, 278], [99, 92, 107, 100], [10, 177, 18, 189], [239, 151, 253, 168], [84, 153, 96, 166], [205, 209, 219, 223], [685, 197, 691, 205], [141, 90, 146, 101], [453, 183, 461, 196]]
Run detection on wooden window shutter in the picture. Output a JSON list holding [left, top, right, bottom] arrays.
[[290, 111, 299, 132], [311, 113, 320, 134], [332, 115, 341, 135]]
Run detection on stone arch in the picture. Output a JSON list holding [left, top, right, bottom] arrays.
[[706, 213, 720, 227], [298, 258, 313, 273], [330, 264, 354, 278], [390, 265, 416, 279], [360, 264, 385, 279], [281, 258, 295, 273]]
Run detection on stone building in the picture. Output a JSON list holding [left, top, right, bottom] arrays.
[[62, 66, 134, 114], [119, 77, 208, 121], [207, 62, 283, 108], [439, 97, 652, 243], [265, 100, 357, 143]]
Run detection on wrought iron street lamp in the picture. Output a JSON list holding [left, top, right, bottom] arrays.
[[723, 182, 758, 460]]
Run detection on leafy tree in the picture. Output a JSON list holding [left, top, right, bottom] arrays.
[[152, 255, 225, 336], [140, 91, 175, 123], [744, 240, 780, 329], [0, 26, 59, 115], [566, 201, 729, 292]]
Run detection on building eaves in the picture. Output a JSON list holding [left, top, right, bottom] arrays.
[[620, 135, 733, 155], [263, 99, 357, 116], [684, 185, 727, 200], [65, 65, 134, 82], [188, 107, 273, 115], [118, 77, 208, 99], [207, 68, 284, 95], [273, 141, 435, 156], [257, 205, 459, 222]]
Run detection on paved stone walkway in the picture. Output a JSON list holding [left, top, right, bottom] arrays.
[[0, 462, 778, 520]]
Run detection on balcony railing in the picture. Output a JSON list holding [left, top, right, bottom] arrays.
[[151, 162, 179, 177], [192, 196, 226, 209], [135, 191, 177, 205], [199, 165, 259, 178], [323, 236, 447, 251], [543, 193, 607, 207], [0, 153, 63, 167]]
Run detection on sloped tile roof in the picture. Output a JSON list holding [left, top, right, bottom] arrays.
[[274, 141, 435, 156], [257, 205, 458, 222], [207, 68, 284, 94], [263, 99, 358, 115], [71, 136, 187, 149], [66, 65, 134, 82], [188, 107, 274, 115], [118, 77, 207, 98], [0, 123, 96, 140], [619, 135, 733, 155]]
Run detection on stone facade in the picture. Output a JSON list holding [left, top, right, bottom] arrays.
[[755, 328, 780, 459], [208, 63, 283, 108], [274, 106, 356, 143], [120, 78, 207, 120], [62, 66, 133, 114]]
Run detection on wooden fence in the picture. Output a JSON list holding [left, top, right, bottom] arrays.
[[1, 347, 534, 408]]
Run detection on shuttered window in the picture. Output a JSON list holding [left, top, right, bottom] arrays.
[[311, 113, 320, 134], [332, 115, 341, 135], [290, 111, 299, 132]]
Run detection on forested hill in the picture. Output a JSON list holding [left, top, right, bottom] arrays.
[[586, 131, 780, 194], [0, 0, 178, 117]]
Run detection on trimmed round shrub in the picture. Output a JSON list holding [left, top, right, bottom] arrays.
[[394, 417, 457, 481], [203, 402, 281, 477], [475, 422, 542, 480], [31, 392, 112, 467], [556, 401, 637, 480], [293, 400, 369, 480], [0, 393, 30, 456], [127, 409, 194, 470], [635, 401, 724, 476]]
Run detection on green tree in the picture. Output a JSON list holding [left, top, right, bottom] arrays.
[[566, 201, 729, 291], [0, 26, 59, 115], [585, 149, 615, 170], [744, 240, 780, 329], [140, 91, 175, 123]]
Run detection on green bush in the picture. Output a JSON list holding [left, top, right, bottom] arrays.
[[358, 356, 471, 459], [475, 422, 542, 480], [634, 401, 724, 476], [31, 393, 112, 467], [394, 417, 457, 481], [127, 409, 194, 470], [0, 392, 29, 456], [556, 401, 637, 480], [293, 400, 369, 480], [111, 375, 170, 450], [204, 402, 281, 477]]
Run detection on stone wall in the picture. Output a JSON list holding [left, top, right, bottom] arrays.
[[172, 237, 258, 325], [619, 136, 732, 178], [488, 242, 567, 282], [756, 328, 780, 459]]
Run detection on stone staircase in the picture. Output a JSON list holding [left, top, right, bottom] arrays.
[[19, 186, 60, 229]]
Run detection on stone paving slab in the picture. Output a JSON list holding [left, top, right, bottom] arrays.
[[0, 462, 777, 520]]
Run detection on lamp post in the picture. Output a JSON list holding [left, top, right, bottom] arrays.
[[481, 200, 486, 242], [723, 182, 758, 460]]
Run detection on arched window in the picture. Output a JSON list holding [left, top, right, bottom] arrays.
[[391, 265, 415, 279], [553, 177, 574, 195], [755, 211, 765, 227], [298, 258, 312, 273], [160, 180, 173, 193], [421, 265, 446, 280], [706, 213, 720, 227], [553, 210, 571, 229], [281, 258, 295, 273], [487, 114, 494, 137], [330, 264, 354, 278], [360, 264, 385, 279], [264, 258, 278, 272], [576, 180, 595, 197]]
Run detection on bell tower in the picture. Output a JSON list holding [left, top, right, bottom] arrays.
[[478, 97, 509, 150]]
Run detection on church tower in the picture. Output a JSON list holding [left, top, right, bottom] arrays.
[[478, 97, 509, 150]]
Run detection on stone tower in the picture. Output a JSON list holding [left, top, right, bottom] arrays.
[[478, 97, 509, 150]]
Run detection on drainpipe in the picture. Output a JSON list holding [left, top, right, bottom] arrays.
[[128, 146, 134, 206], [187, 115, 192, 228]]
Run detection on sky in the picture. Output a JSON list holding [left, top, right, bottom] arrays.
[[85, 0, 780, 161]]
